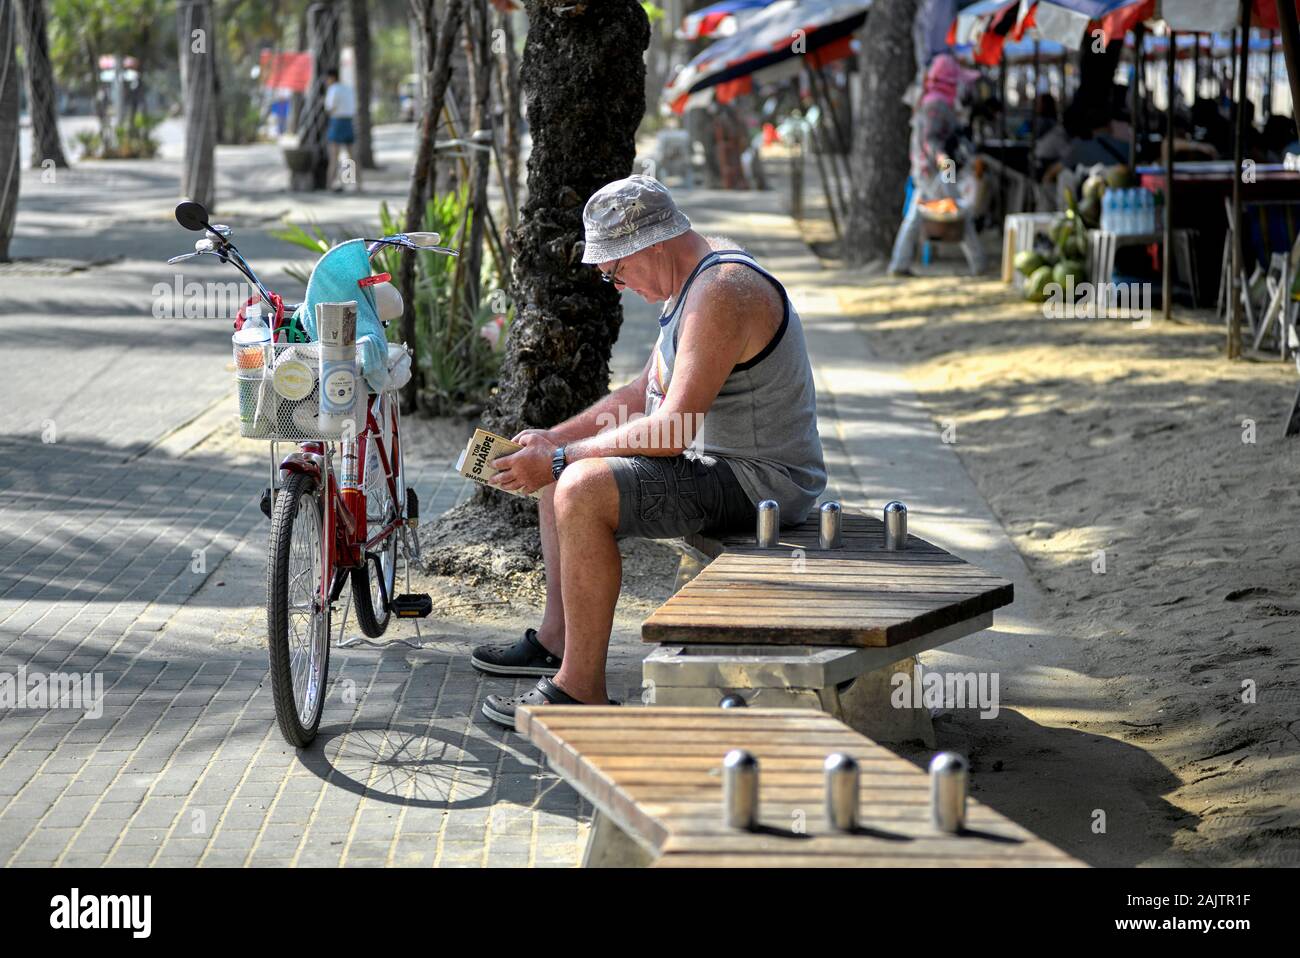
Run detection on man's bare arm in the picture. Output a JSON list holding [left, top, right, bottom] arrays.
[[563, 276, 749, 460]]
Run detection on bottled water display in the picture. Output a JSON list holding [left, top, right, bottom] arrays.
[[1101, 188, 1156, 236]]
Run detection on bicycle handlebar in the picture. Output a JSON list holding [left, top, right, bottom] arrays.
[[166, 230, 459, 317]]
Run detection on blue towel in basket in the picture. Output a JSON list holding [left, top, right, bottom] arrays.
[[292, 238, 391, 393]]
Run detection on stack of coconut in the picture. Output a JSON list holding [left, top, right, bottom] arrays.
[[1013, 166, 1136, 302]]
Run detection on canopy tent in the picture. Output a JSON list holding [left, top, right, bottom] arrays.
[[1018, 1, 1300, 45], [677, 0, 780, 41], [663, 0, 871, 114]]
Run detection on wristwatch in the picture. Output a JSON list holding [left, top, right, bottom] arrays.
[[551, 445, 568, 481]]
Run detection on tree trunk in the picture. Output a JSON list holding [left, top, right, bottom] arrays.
[[843, 0, 917, 266], [83, 38, 109, 147], [460, 0, 492, 320], [177, 0, 217, 211], [293, 0, 341, 191], [439, 8, 474, 195], [15, 0, 68, 168], [495, 6, 521, 220], [348, 0, 376, 168], [399, 0, 465, 412], [0, 0, 19, 261], [289, 9, 308, 133], [480, 0, 649, 479]]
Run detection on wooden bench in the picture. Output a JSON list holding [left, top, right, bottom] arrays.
[[647, 508, 1013, 745], [518, 705, 1084, 868]]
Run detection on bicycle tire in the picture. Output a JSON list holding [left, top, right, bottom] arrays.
[[350, 543, 394, 637], [350, 397, 405, 638], [350, 448, 398, 639], [267, 471, 331, 747]]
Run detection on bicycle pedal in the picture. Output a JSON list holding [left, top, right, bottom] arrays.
[[390, 593, 432, 618], [259, 487, 273, 520]]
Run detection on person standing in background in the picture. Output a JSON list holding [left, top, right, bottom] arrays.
[[887, 54, 983, 277], [324, 69, 361, 193]]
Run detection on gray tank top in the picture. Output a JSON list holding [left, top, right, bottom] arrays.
[[645, 248, 827, 523]]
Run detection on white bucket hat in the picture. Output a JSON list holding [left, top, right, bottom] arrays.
[[580, 174, 692, 264]]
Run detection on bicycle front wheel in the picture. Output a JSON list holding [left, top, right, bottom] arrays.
[[267, 471, 331, 747]]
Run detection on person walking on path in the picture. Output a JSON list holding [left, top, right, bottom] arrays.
[[324, 69, 361, 193], [469, 174, 827, 728], [887, 54, 983, 277]]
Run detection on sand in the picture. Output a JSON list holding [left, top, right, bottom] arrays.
[[813, 262, 1300, 866]]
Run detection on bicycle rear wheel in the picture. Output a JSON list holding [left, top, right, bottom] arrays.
[[267, 470, 331, 747], [351, 396, 402, 637], [350, 481, 397, 637]]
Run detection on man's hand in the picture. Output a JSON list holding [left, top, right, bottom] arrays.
[[489, 431, 558, 495], [511, 427, 560, 445]]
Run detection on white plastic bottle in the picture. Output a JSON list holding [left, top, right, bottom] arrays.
[[317, 301, 358, 435]]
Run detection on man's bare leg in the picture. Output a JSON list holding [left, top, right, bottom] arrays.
[[550, 458, 621, 704], [535, 484, 566, 657]]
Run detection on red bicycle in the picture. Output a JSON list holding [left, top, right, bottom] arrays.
[[168, 201, 458, 746]]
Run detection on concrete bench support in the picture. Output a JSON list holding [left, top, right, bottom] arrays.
[[643, 612, 995, 748]]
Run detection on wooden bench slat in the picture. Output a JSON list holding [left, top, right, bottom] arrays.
[[519, 707, 1083, 868], [647, 507, 1013, 648], [655, 833, 1075, 861], [653, 852, 1081, 869]]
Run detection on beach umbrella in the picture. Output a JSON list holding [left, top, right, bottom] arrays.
[[947, 0, 1023, 63], [663, 0, 872, 114], [678, 0, 781, 41]]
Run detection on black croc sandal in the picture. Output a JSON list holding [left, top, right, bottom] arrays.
[[481, 677, 619, 730], [470, 628, 562, 677]]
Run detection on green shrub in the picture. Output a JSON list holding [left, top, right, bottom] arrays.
[[75, 113, 162, 159]]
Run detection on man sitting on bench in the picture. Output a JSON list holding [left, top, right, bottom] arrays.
[[471, 174, 827, 729]]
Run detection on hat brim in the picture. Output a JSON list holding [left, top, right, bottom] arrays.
[[581, 210, 692, 264]]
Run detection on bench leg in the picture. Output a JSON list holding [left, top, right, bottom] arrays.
[[582, 811, 654, 868], [825, 654, 937, 748], [672, 553, 708, 593]]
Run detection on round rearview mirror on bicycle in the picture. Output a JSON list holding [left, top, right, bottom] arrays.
[[175, 200, 210, 232]]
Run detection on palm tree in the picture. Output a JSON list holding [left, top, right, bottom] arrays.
[[480, 0, 649, 455], [844, 0, 917, 266], [16, 0, 69, 168], [0, 0, 21, 261], [348, 0, 375, 169], [177, 0, 216, 210]]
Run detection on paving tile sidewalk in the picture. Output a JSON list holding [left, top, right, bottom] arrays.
[[4, 138, 990, 868]]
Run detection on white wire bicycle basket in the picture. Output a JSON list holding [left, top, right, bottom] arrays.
[[234, 339, 365, 442]]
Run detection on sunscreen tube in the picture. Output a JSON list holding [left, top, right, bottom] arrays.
[[316, 301, 358, 434]]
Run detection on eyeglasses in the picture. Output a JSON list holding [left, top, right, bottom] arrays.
[[599, 259, 624, 286]]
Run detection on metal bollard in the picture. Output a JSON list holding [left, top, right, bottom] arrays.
[[723, 749, 760, 829], [883, 500, 908, 551], [823, 753, 859, 831], [756, 499, 779, 548], [929, 751, 969, 833], [818, 500, 843, 549], [719, 693, 747, 709]]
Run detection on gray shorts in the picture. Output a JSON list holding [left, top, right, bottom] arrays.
[[607, 454, 758, 541]]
